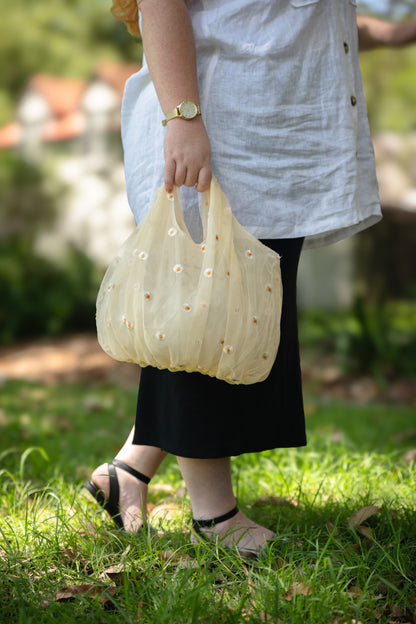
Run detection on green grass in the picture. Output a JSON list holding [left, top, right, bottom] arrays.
[[1, 378, 415, 623]]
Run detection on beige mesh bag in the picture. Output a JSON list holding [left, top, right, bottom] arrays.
[[96, 177, 282, 385]]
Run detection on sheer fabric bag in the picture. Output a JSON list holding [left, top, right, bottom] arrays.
[[96, 177, 282, 384]]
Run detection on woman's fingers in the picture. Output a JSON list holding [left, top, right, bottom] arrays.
[[196, 166, 212, 192], [164, 118, 211, 193], [164, 158, 176, 193]]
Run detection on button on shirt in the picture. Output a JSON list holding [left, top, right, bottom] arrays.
[[121, 0, 381, 249]]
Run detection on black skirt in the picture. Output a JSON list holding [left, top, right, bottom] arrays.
[[133, 238, 306, 458]]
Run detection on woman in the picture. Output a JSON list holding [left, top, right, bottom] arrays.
[[85, 1, 414, 557]]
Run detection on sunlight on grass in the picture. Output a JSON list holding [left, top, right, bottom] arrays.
[[0, 379, 415, 623]]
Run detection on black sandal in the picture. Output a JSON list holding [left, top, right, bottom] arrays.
[[192, 505, 280, 560], [83, 458, 151, 531], [192, 505, 239, 538]]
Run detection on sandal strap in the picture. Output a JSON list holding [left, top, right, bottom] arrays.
[[110, 459, 151, 485], [192, 505, 239, 529], [107, 461, 120, 515]]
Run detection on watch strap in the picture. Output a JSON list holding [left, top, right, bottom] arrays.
[[162, 106, 181, 126]]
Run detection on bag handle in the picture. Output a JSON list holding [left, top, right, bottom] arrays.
[[170, 177, 221, 244]]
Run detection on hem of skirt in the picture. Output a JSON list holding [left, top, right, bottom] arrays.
[[132, 438, 307, 458]]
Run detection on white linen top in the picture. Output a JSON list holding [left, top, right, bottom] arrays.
[[121, 0, 381, 249]]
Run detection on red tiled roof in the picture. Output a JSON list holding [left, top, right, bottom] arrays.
[[0, 62, 140, 148], [28, 74, 87, 118]]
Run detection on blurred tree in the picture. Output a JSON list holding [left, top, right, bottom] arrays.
[[0, 0, 142, 123], [0, 152, 58, 240]]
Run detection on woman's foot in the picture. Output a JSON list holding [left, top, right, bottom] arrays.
[[88, 460, 149, 532], [192, 508, 275, 558]]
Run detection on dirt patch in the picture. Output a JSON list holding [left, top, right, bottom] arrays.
[[0, 333, 139, 386]]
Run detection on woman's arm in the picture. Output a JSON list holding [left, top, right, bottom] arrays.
[[357, 15, 416, 51], [137, 0, 211, 193]]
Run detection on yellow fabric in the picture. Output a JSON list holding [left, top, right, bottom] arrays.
[[96, 178, 282, 385]]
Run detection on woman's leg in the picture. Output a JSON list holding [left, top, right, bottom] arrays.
[[90, 428, 167, 531], [177, 456, 275, 554]]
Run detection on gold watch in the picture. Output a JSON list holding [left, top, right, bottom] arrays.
[[162, 100, 201, 126]]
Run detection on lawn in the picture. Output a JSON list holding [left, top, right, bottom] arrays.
[[0, 377, 415, 623]]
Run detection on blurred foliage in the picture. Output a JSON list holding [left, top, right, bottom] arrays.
[[0, 239, 100, 344], [0, 151, 58, 240], [0, 0, 141, 124], [0, 153, 100, 344], [299, 299, 416, 380], [360, 46, 416, 132]]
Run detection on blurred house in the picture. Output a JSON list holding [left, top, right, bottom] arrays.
[[1, 62, 415, 306], [0, 61, 139, 266], [0, 62, 138, 150]]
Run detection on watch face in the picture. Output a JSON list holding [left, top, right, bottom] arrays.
[[180, 100, 198, 119]]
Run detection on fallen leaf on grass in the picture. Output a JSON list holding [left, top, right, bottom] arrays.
[[326, 521, 339, 535], [390, 605, 413, 619], [99, 566, 125, 584], [149, 502, 189, 523], [403, 449, 416, 465], [240, 609, 269, 623], [158, 550, 199, 569], [356, 525, 373, 540], [60, 546, 79, 562], [347, 505, 379, 528], [50, 583, 117, 603], [76, 522, 109, 539], [284, 582, 311, 601], [375, 601, 415, 623]]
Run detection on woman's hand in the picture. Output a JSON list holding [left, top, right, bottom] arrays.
[[164, 117, 212, 193]]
